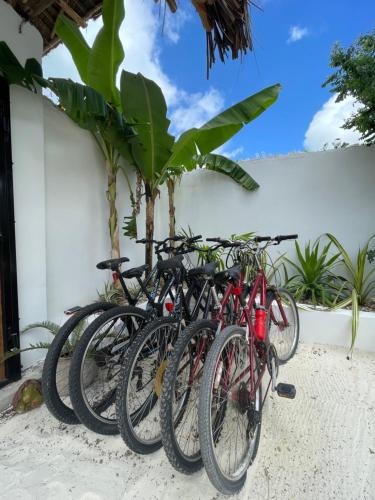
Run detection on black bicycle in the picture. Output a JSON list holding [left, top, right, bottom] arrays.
[[41, 236, 186, 425], [115, 239, 227, 454], [67, 236, 205, 435]]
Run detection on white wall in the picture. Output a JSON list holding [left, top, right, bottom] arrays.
[[156, 146, 375, 260], [0, 1, 48, 366], [43, 100, 140, 326]]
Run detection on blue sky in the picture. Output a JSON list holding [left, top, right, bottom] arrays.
[[43, 0, 375, 159]]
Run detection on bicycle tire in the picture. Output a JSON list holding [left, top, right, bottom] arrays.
[[160, 319, 217, 474], [69, 305, 149, 435], [198, 325, 262, 495], [267, 288, 299, 364], [41, 302, 116, 425], [116, 316, 180, 454]]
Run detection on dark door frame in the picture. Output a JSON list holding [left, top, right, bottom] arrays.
[[0, 76, 21, 388]]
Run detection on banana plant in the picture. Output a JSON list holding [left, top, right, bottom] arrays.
[[120, 69, 280, 267]]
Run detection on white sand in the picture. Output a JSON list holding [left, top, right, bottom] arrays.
[[1, 342, 374, 500]]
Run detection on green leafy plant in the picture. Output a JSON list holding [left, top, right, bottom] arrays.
[[1, 320, 88, 362], [327, 233, 375, 350], [285, 240, 342, 306], [119, 68, 280, 267]]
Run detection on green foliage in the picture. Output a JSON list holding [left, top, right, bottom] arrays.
[[327, 234, 375, 306], [1, 320, 88, 362], [368, 248, 375, 263], [285, 240, 342, 306], [120, 71, 175, 185], [327, 233, 375, 350], [97, 281, 126, 305], [54, 14, 90, 82], [123, 214, 137, 240], [0, 41, 42, 91], [194, 154, 259, 191], [168, 84, 281, 169], [87, 0, 124, 105], [55, 0, 125, 106], [323, 30, 375, 145]]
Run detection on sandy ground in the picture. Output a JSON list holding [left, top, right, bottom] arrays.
[[0, 342, 374, 500]]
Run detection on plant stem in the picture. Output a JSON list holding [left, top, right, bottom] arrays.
[[167, 177, 176, 240], [106, 157, 120, 260], [145, 181, 156, 269]]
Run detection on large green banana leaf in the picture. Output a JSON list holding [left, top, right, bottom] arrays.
[[55, 0, 125, 107], [167, 84, 281, 168], [87, 0, 124, 106], [48, 78, 135, 163], [195, 153, 259, 191], [0, 41, 41, 91], [54, 14, 91, 82], [120, 70, 175, 185]]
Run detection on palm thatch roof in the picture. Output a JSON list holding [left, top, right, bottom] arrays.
[[5, 0, 102, 54], [160, 0, 254, 77], [5, 0, 254, 76]]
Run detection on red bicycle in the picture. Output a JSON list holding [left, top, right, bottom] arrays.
[[198, 235, 299, 495], [160, 236, 299, 480]]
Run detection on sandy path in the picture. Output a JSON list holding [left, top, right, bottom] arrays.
[[0, 343, 374, 500]]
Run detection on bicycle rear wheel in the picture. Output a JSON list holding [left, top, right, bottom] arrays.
[[42, 302, 116, 425], [199, 325, 262, 495], [267, 288, 299, 364]]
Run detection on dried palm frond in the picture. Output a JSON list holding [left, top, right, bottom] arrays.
[[156, 0, 254, 77]]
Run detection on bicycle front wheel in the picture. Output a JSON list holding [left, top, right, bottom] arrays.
[[267, 288, 299, 364], [69, 306, 148, 435], [42, 302, 116, 425], [198, 325, 262, 495], [116, 317, 181, 454], [160, 319, 217, 474]]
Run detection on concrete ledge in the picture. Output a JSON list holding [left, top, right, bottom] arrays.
[[299, 305, 375, 352]]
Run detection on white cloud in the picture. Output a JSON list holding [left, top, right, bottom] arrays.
[[287, 25, 308, 43], [215, 145, 244, 160], [169, 88, 224, 135], [42, 1, 221, 136], [304, 94, 362, 151]]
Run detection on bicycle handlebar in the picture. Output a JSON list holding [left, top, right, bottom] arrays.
[[253, 236, 271, 243], [274, 234, 298, 243]]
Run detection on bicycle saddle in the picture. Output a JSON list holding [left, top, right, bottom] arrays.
[[122, 264, 149, 279], [188, 261, 217, 277], [96, 257, 130, 270], [214, 265, 242, 284], [157, 255, 184, 271]]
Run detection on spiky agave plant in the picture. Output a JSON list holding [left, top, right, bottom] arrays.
[[284, 239, 342, 307], [327, 233, 375, 351]]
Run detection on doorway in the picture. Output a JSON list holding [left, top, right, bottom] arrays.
[[0, 76, 21, 388]]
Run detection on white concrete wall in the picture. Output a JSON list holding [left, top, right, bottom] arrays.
[[155, 146, 375, 260], [43, 100, 140, 326], [0, 1, 48, 367]]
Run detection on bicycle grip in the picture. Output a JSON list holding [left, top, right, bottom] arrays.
[[274, 234, 298, 242]]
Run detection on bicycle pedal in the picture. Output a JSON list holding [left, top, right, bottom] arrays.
[[276, 383, 296, 399]]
